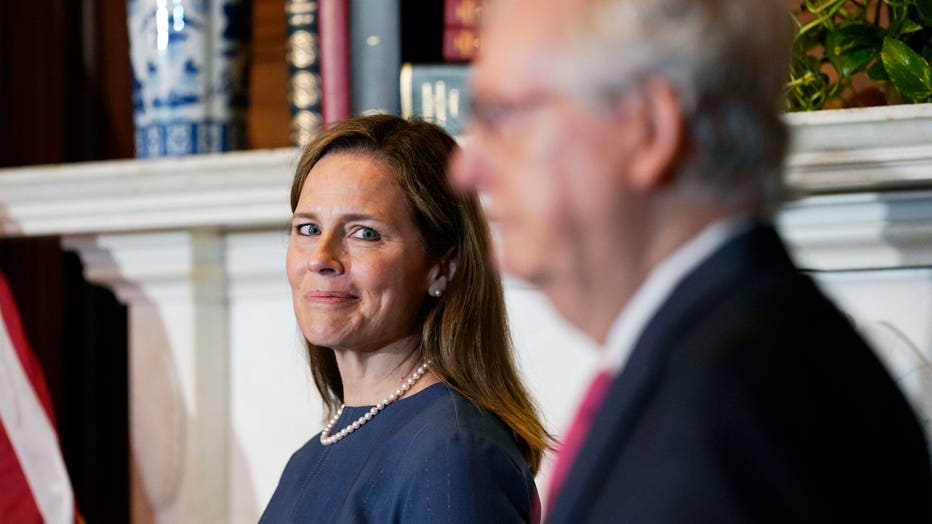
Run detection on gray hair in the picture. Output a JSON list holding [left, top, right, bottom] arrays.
[[557, 0, 793, 209]]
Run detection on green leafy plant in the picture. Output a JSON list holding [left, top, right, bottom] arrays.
[[787, 0, 932, 111]]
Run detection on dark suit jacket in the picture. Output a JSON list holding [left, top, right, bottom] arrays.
[[546, 223, 932, 523]]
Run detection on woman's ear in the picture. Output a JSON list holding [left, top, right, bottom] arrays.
[[427, 251, 457, 297]]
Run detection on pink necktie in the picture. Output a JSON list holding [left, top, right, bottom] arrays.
[[547, 370, 613, 506]]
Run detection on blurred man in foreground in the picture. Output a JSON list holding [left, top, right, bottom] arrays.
[[451, 0, 932, 521]]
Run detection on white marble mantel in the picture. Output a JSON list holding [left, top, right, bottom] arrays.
[[2, 105, 932, 522]]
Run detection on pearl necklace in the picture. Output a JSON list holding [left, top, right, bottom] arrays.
[[320, 361, 432, 446]]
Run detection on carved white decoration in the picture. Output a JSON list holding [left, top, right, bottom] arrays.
[[859, 321, 932, 446], [63, 232, 230, 523], [61, 235, 189, 511], [129, 317, 187, 509]]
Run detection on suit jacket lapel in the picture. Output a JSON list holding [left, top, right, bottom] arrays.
[[545, 223, 796, 523]]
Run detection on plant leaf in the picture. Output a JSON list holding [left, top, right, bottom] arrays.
[[915, 0, 932, 26], [794, 25, 827, 54], [838, 48, 877, 77], [899, 19, 924, 35], [866, 59, 888, 81], [826, 23, 882, 77], [881, 37, 932, 100], [886, 15, 922, 39]]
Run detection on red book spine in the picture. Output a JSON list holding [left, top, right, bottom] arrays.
[[443, 0, 483, 62], [319, 0, 351, 124], [443, 26, 480, 62], [444, 0, 482, 26]]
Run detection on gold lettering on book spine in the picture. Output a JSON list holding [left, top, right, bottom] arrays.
[[453, 0, 482, 26], [286, 0, 322, 146], [452, 28, 479, 59], [288, 30, 317, 69]]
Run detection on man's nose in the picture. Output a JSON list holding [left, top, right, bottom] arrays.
[[448, 134, 488, 193]]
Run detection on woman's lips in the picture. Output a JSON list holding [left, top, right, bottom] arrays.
[[304, 291, 357, 305]]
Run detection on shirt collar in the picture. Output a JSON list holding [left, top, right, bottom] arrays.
[[600, 216, 754, 374]]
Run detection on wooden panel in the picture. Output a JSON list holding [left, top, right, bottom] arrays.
[[79, 0, 134, 161], [249, 0, 292, 149], [0, 0, 133, 167], [0, 2, 72, 166]]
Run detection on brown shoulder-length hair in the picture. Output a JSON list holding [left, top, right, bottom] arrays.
[[290, 114, 550, 473]]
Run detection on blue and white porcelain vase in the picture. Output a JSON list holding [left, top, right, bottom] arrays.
[[127, 0, 253, 158]]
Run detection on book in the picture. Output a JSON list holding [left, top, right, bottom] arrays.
[[444, 0, 482, 26], [349, 0, 401, 116], [319, 0, 351, 124], [285, 0, 324, 146], [443, 0, 483, 62], [399, 63, 470, 137], [443, 26, 480, 62]]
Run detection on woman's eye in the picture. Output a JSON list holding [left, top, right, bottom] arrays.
[[351, 227, 381, 241], [295, 223, 321, 236]]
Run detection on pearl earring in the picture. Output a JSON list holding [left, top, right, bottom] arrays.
[[430, 288, 443, 297]]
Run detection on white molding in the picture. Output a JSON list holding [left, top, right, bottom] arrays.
[[776, 189, 932, 271], [786, 144, 932, 193], [785, 104, 932, 192], [0, 148, 298, 236]]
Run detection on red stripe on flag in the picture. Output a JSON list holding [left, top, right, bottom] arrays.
[[0, 270, 53, 521], [0, 269, 79, 522], [0, 416, 44, 523], [0, 272, 56, 426]]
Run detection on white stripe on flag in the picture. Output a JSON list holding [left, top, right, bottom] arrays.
[[0, 311, 74, 524]]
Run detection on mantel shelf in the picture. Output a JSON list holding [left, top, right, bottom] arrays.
[[784, 104, 932, 193], [1, 148, 300, 236], [3, 105, 932, 237]]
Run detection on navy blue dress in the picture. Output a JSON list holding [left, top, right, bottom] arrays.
[[260, 383, 540, 523]]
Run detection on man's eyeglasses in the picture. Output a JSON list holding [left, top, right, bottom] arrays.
[[468, 92, 566, 135]]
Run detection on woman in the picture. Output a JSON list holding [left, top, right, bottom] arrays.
[[261, 115, 550, 523]]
